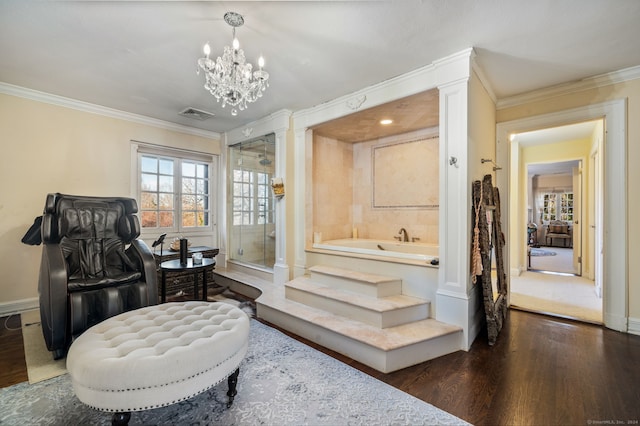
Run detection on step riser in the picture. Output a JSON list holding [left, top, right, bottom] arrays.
[[309, 272, 401, 297], [285, 286, 429, 328], [257, 302, 462, 373]]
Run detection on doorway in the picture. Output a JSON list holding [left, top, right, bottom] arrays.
[[527, 159, 581, 276], [509, 121, 603, 324], [497, 100, 627, 332], [227, 134, 276, 270]]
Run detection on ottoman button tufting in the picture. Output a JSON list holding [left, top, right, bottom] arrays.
[[66, 301, 250, 425]]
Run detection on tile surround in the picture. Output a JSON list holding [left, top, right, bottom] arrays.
[[312, 129, 439, 245]]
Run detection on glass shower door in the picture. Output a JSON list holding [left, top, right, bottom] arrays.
[[228, 134, 276, 270]]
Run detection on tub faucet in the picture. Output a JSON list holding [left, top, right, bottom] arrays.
[[398, 228, 409, 242]]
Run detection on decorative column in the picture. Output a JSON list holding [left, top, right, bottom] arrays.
[[432, 50, 476, 349], [272, 124, 290, 285], [292, 127, 310, 278]]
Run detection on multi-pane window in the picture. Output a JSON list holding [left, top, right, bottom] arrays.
[[542, 192, 573, 222], [232, 169, 273, 225], [139, 153, 211, 231]]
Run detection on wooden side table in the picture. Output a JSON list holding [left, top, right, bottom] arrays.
[[160, 258, 216, 303], [153, 246, 219, 301]]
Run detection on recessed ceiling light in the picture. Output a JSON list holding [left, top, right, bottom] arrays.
[[380, 119, 393, 125]]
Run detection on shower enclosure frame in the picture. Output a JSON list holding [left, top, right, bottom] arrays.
[[227, 133, 277, 271]]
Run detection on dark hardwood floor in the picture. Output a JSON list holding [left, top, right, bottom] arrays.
[[2, 308, 639, 425], [0, 314, 28, 387]]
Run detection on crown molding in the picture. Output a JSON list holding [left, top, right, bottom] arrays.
[[471, 57, 497, 104], [497, 65, 640, 110], [225, 109, 292, 146], [0, 82, 221, 140], [293, 48, 474, 130]]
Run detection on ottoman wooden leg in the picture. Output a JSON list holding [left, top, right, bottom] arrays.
[[226, 367, 240, 407], [112, 412, 131, 425]]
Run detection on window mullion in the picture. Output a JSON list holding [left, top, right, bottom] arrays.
[[253, 171, 258, 224], [175, 158, 182, 232]]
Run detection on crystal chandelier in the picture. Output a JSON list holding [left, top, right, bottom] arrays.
[[197, 12, 269, 116]]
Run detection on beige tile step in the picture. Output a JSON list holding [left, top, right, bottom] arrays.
[[308, 265, 402, 297], [257, 285, 463, 373], [285, 276, 429, 328], [212, 267, 270, 300]]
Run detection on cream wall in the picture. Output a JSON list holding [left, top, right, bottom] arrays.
[[0, 92, 220, 312], [496, 78, 640, 321], [522, 138, 591, 166], [533, 174, 573, 190], [468, 70, 498, 184], [464, 68, 498, 339]]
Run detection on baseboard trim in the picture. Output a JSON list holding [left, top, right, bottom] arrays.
[[604, 312, 628, 333], [0, 297, 38, 317], [628, 317, 640, 336]]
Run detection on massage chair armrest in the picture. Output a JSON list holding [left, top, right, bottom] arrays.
[[38, 244, 69, 355], [127, 239, 159, 305]]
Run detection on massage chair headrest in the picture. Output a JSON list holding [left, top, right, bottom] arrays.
[[41, 193, 140, 244]]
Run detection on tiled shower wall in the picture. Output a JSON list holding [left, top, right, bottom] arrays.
[[312, 135, 354, 242]]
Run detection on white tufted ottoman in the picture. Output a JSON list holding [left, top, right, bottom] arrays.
[[66, 301, 250, 425]]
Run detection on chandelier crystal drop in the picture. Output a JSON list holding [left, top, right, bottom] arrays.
[[197, 11, 269, 116]]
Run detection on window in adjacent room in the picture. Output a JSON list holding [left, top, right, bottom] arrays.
[[542, 192, 573, 222], [232, 168, 254, 226], [232, 169, 274, 225]]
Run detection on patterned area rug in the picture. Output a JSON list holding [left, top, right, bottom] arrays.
[[530, 248, 557, 256], [2, 318, 468, 425]]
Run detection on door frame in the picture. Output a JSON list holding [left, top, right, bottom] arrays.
[[496, 99, 627, 332], [572, 161, 583, 276]]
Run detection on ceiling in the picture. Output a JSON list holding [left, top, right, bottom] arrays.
[[528, 159, 581, 177], [520, 120, 600, 176], [1, 1, 639, 136], [312, 89, 439, 143], [515, 120, 600, 147]]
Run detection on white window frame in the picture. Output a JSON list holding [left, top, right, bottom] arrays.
[[542, 192, 574, 222], [131, 141, 217, 238], [256, 171, 274, 225]]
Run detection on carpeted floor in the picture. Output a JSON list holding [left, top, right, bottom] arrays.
[[5, 306, 467, 425], [528, 246, 575, 274], [516, 246, 602, 323], [21, 309, 66, 384], [511, 271, 602, 323]]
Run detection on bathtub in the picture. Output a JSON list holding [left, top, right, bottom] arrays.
[[312, 238, 438, 264]]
